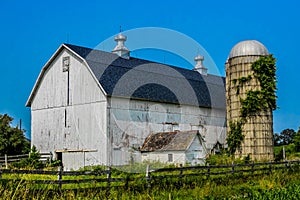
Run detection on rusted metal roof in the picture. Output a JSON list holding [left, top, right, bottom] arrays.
[[140, 130, 201, 152]]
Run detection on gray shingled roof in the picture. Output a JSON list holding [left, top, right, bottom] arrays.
[[140, 130, 201, 152], [65, 44, 225, 109]]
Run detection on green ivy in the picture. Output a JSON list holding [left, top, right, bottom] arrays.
[[227, 55, 277, 156], [240, 55, 277, 115], [227, 121, 244, 155], [240, 91, 264, 118], [251, 54, 277, 110], [232, 75, 252, 95]]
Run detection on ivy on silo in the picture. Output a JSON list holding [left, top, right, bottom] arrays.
[[240, 54, 277, 116], [232, 75, 252, 95], [251, 54, 277, 110], [227, 54, 277, 156], [227, 120, 244, 155]]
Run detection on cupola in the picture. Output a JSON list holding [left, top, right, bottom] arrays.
[[112, 33, 130, 59], [193, 54, 208, 75]]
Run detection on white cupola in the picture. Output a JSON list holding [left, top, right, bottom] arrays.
[[112, 33, 130, 59], [193, 54, 208, 75]]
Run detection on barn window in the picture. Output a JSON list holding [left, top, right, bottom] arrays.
[[168, 154, 173, 162], [62, 56, 71, 105], [62, 56, 70, 72]]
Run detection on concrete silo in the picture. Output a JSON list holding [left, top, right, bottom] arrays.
[[226, 40, 274, 161]]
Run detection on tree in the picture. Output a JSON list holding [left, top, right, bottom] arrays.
[[273, 129, 296, 146], [273, 132, 281, 146], [280, 129, 296, 145], [0, 114, 30, 156]]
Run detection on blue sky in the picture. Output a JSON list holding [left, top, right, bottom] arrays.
[[0, 0, 299, 138]]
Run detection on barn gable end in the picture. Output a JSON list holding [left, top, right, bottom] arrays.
[[27, 45, 108, 170]]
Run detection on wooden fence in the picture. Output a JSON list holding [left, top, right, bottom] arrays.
[[0, 160, 300, 189], [0, 153, 52, 169]]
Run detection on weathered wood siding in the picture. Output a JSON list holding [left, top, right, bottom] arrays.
[[108, 97, 225, 165], [141, 151, 186, 165], [185, 136, 206, 165], [141, 136, 206, 166], [30, 49, 107, 170]]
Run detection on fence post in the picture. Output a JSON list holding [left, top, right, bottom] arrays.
[[286, 160, 291, 171], [57, 166, 63, 189], [106, 167, 111, 197], [283, 146, 286, 161], [0, 166, 2, 180], [251, 161, 255, 174], [50, 152, 53, 164], [207, 164, 210, 178], [269, 161, 272, 174], [146, 165, 151, 188], [180, 169, 183, 178], [4, 154, 8, 169], [284, 160, 289, 170], [232, 161, 235, 174]]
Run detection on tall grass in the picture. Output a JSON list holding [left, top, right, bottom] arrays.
[[1, 168, 300, 199]]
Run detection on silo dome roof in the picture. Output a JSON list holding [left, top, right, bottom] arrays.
[[228, 40, 268, 59]]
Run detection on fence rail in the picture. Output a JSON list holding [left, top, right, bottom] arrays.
[[0, 153, 52, 169], [0, 160, 300, 189]]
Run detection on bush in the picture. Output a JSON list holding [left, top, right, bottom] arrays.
[[206, 153, 232, 165], [10, 146, 44, 169], [46, 159, 61, 168], [274, 146, 283, 161]]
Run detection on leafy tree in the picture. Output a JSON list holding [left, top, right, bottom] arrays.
[[280, 129, 296, 145], [0, 114, 30, 155], [273, 132, 281, 146], [274, 129, 296, 146]]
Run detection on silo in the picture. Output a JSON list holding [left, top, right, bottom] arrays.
[[226, 40, 274, 161]]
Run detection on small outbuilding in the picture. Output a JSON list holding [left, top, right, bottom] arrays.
[[140, 130, 207, 166]]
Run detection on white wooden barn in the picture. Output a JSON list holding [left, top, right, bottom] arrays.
[[140, 130, 207, 166], [26, 33, 226, 170]]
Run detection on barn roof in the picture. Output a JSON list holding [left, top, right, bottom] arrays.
[[64, 44, 226, 109], [140, 130, 202, 152], [26, 43, 225, 108]]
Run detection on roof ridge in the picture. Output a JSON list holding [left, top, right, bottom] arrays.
[[64, 43, 224, 82]]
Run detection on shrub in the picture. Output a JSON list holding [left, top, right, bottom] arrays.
[[10, 146, 44, 169]]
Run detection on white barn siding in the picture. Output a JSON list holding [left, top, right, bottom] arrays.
[[108, 97, 225, 165], [63, 152, 84, 171], [179, 105, 226, 150], [141, 151, 186, 165], [30, 49, 108, 170], [186, 137, 206, 165]]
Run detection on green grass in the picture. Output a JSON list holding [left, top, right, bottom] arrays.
[[1, 167, 300, 199]]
